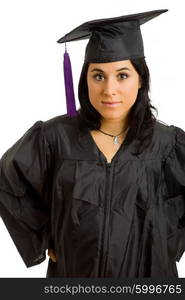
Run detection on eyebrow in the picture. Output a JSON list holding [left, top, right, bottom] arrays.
[[90, 67, 131, 72]]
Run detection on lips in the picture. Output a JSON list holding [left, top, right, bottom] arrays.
[[102, 101, 121, 104], [102, 101, 121, 107]]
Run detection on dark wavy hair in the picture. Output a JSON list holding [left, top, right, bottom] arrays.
[[76, 58, 159, 156]]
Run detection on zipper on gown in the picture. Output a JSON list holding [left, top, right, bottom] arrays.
[[98, 161, 112, 276]]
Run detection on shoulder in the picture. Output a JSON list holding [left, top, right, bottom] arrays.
[[154, 119, 185, 140], [153, 119, 174, 140], [41, 113, 80, 144], [43, 113, 79, 130], [152, 119, 185, 155]]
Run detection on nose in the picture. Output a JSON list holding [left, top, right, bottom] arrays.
[[102, 77, 117, 97]]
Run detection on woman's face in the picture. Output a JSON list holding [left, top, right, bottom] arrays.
[[87, 60, 141, 122]]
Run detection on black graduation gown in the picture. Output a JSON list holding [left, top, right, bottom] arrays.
[[0, 114, 185, 278]]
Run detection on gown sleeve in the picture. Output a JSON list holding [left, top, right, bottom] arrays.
[[0, 121, 53, 267], [164, 125, 185, 262]]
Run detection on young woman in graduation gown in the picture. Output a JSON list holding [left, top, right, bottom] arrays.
[[0, 9, 185, 278]]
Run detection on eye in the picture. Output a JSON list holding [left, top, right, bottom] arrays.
[[118, 73, 128, 80], [93, 73, 104, 81]]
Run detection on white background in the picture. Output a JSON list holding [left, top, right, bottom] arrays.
[[0, 0, 185, 277]]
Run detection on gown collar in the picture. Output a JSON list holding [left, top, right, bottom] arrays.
[[76, 127, 138, 164]]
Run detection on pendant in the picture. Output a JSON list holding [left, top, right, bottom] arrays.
[[113, 136, 119, 145]]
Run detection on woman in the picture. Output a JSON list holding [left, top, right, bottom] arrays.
[[0, 9, 185, 278]]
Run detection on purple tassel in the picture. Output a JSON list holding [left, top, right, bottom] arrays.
[[63, 51, 77, 116]]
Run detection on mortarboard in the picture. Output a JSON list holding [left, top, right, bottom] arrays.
[[57, 9, 168, 116]]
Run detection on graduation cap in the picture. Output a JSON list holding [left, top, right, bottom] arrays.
[[57, 9, 168, 116]]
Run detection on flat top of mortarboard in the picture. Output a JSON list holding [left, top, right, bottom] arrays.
[[57, 9, 168, 43]]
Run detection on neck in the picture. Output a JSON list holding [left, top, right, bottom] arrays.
[[100, 116, 129, 136]]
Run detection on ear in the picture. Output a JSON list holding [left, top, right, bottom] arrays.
[[139, 76, 142, 89]]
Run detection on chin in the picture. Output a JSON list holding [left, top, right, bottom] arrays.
[[101, 112, 124, 120]]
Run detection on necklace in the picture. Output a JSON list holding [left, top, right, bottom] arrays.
[[97, 127, 129, 145]]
